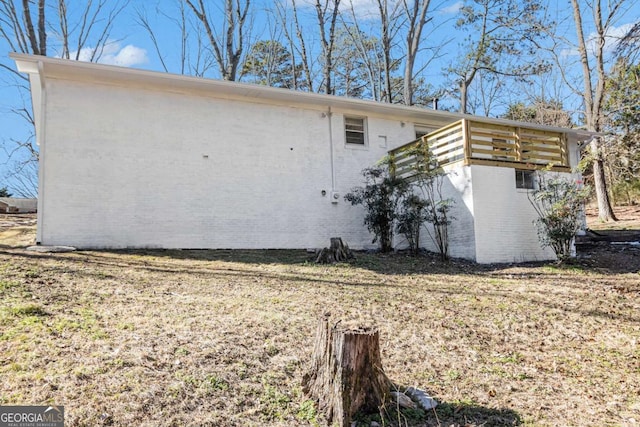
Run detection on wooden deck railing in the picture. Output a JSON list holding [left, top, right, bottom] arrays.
[[389, 119, 570, 180]]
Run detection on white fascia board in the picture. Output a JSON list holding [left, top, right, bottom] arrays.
[[10, 53, 593, 139], [12, 55, 40, 74], [10, 54, 44, 147]]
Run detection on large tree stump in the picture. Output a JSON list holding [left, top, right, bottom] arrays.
[[315, 237, 355, 264], [303, 314, 392, 426]]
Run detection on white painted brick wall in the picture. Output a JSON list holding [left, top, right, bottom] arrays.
[[38, 75, 579, 263], [470, 165, 556, 263], [40, 77, 417, 250], [417, 165, 477, 260]]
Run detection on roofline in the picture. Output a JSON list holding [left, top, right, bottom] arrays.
[[10, 53, 595, 139]]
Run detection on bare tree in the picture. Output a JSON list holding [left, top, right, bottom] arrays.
[[271, 0, 313, 91], [0, 0, 129, 196], [402, 0, 431, 105], [137, 1, 214, 77], [333, 25, 386, 99], [0, 0, 129, 92], [263, 3, 299, 90], [291, 0, 315, 91], [340, 1, 390, 101], [567, 0, 623, 221], [137, 2, 186, 74], [57, 0, 128, 61], [616, 21, 640, 62], [466, 69, 505, 116], [448, 0, 550, 114], [0, 0, 45, 57], [185, 0, 251, 81], [373, 0, 402, 102], [333, 27, 366, 98], [5, 161, 37, 198], [314, 0, 341, 94]]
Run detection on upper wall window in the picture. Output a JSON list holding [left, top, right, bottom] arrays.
[[415, 126, 433, 139], [515, 169, 536, 190], [345, 116, 366, 145]]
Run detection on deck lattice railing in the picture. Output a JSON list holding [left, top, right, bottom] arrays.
[[389, 119, 570, 180]]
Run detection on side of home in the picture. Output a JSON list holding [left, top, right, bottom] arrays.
[[390, 121, 584, 263], [0, 198, 38, 213], [12, 54, 589, 263]]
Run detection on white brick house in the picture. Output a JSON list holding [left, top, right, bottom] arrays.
[[12, 53, 591, 263], [0, 198, 37, 213]]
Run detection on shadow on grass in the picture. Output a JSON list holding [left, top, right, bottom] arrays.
[[118, 246, 636, 276], [429, 401, 523, 427], [121, 248, 314, 265], [115, 247, 490, 275], [355, 399, 522, 427], [6, 246, 638, 324], [3, 243, 634, 278]]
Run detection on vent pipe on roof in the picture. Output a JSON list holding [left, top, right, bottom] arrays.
[[432, 98, 439, 110]]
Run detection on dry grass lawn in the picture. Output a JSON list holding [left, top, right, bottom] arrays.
[[0, 214, 638, 426]]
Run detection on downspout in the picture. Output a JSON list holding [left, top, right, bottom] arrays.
[[327, 106, 336, 193], [35, 60, 46, 244]]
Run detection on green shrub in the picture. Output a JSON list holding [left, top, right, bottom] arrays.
[[396, 194, 428, 255], [345, 162, 408, 252], [529, 173, 590, 262]]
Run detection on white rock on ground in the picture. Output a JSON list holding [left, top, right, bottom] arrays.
[[26, 245, 76, 253], [391, 391, 417, 409], [405, 386, 438, 410]]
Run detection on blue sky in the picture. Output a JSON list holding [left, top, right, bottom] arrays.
[[1, 0, 639, 195]]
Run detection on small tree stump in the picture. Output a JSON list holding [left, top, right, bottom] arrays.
[[315, 237, 355, 264], [303, 315, 391, 426]]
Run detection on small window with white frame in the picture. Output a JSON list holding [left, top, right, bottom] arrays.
[[414, 125, 433, 139], [515, 169, 536, 190], [345, 116, 366, 146]]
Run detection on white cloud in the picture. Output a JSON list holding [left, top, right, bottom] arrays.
[[439, 1, 463, 15], [562, 22, 635, 57], [100, 44, 149, 67], [342, 0, 380, 18], [338, 0, 464, 20], [297, 0, 382, 21], [69, 42, 148, 67], [598, 22, 634, 50]]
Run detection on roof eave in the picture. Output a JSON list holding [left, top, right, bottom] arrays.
[[10, 53, 592, 138]]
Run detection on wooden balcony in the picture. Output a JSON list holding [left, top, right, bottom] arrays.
[[389, 119, 570, 180]]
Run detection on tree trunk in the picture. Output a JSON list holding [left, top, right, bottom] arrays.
[[403, 0, 431, 106], [590, 139, 618, 221], [377, 0, 392, 103], [571, 0, 617, 222], [459, 79, 468, 114], [315, 238, 354, 264], [290, 0, 314, 92], [303, 315, 392, 427]]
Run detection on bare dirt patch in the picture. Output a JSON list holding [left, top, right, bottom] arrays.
[[0, 218, 638, 426], [0, 213, 37, 248], [586, 204, 640, 231], [0, 213, 37, 228], [580, 206, 640, 277]]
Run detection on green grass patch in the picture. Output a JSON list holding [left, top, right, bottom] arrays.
[[0, 279, 19, 293], [259, 380, 291, 421], [0, 242, 637, 426], [10, 303, 47, 317]]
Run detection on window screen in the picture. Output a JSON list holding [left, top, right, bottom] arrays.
[[345, 117, 366, 145], [515, 169, 535, 189]]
